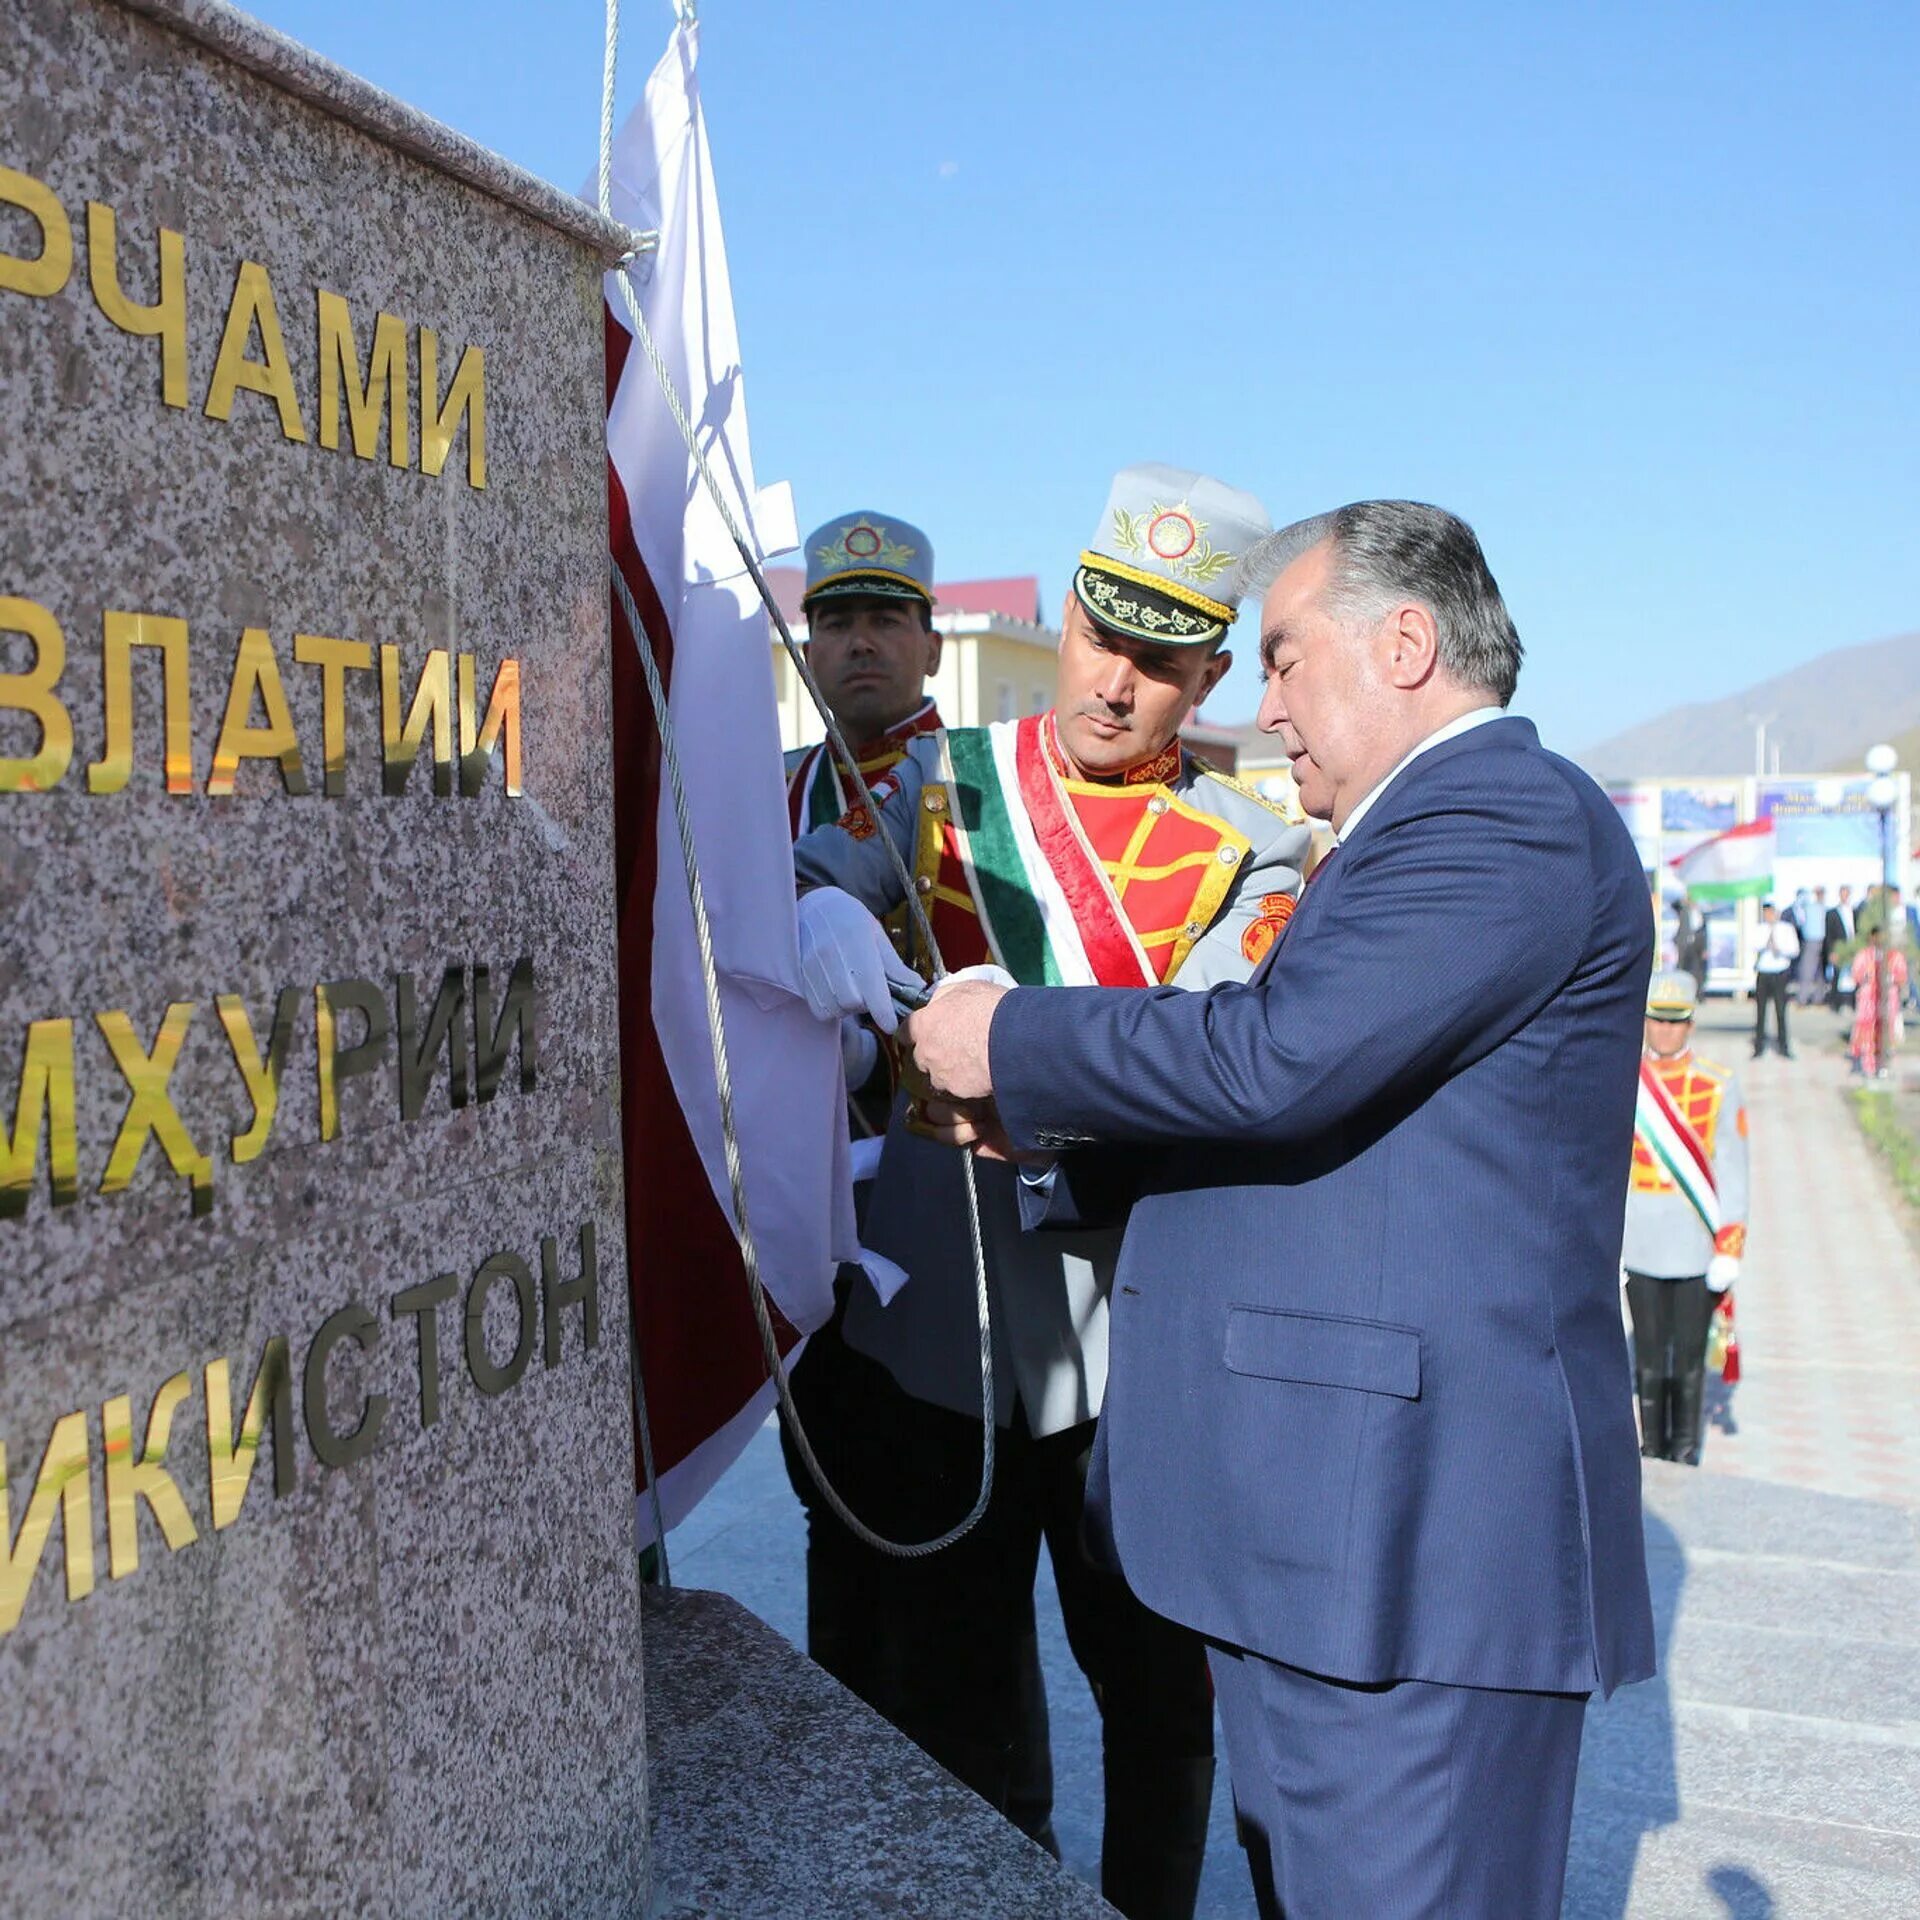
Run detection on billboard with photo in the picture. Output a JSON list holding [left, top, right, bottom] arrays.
[[1609, 786, 1660, 873], [1755, 776, 1904, 913], [1657, 783, 1743, 892]]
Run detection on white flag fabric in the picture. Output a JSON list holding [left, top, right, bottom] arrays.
[[1671, 820, 1776, 903], [599, 20, 854, 1535]]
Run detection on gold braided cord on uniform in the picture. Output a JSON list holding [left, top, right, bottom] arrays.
[[1078, 550, 1236, 624]]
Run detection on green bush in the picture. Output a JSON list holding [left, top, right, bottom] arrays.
[[1850, 1088, 1920, 1213]]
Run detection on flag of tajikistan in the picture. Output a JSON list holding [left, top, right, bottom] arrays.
[[1672, 819, 1776, 902]]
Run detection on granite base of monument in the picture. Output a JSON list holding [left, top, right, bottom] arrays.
[[644, 1587, 1120, 1920]]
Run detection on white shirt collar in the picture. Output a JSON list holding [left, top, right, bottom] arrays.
[[1334, 705, 1508, 845]]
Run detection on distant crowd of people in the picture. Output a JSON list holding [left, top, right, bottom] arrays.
[[1631, 870, 1917, 1487], [1675, 882, 1916, 1076]]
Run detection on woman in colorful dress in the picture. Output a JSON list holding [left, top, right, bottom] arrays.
[[1850, 925, 1908, 1078]]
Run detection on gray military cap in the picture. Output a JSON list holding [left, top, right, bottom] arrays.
[[1646, 970, 1699, 1021], [802, 510, 935, 610], [1074, 461, 1272, 647]]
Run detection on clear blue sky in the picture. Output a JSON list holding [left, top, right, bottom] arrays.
[[251, 0, 1918, 750]]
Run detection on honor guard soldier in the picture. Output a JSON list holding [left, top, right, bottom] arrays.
[[1625, 970, 1749, 1464], [784, 510, 946, 839], [784, 511, 945, 1108], [779, 512, 1070, 1853], [790, 464, 1312, 1920]]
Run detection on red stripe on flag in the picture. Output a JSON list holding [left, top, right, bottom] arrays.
[[606, 305, 797, 1495], [1668, 818, 1773, 867]]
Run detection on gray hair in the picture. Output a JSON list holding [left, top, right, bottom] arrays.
[[1235, 500, 1523, 705]]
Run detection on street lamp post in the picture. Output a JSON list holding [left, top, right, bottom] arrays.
[[1865, 744, 1900, 1083]]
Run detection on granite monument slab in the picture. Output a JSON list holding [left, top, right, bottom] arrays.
[[0, 1, 646, 1911]]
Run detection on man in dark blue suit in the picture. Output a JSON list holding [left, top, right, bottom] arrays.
[[905, 501, 1656, 1918]]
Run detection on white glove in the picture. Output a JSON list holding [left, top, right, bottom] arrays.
[[935, 962, 1019, 994], [840, 1017, 879, 1088], [796, 887, 923, 1034], [1707, 1254, 1739, 1292]]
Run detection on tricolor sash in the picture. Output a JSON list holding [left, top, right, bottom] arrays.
[[786, 744, 845, 836], [787, 698, 942, 839], [939, 716, 1156, 988], [1633, 1059, 1720, 1234]]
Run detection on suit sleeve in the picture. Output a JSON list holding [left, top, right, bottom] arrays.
[[1712, 1073, 1749, 1258], [990, 771, 1609, 1152], [1013, 1147, 1146, 1233]]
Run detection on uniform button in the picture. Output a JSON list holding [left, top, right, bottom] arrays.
[[923, 789, 947, 812], [1217, 845, 1239, 864], [1148, 796, 1170, 815], [915, 876, 933, 894], [1184, 921, 1203, 939]]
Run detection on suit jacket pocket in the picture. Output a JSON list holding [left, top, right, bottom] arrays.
[[1223, 1305, 1422, 1400]]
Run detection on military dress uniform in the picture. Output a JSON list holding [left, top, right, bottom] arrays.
[[1624, 970, 1749, 1465], [785, 694, 945, 839], [769, 511, 1044, 1793], [794, 467, 1311, 1920]]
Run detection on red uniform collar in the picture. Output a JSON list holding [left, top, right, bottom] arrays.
[[847, 697, 941, 764], [1040, 710, 1184, 788]]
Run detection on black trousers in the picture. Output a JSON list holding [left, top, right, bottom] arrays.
[[781, 1304, 1214, 1920], [1625, 1272, 1717, 1465], [1753, 971, 1791, 1054]]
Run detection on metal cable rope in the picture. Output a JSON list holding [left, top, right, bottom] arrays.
[[599, 0, 997, 1560]]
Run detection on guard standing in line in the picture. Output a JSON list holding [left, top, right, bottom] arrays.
[[775, 509, 1061, 1847], [783, 511, 946, 838], [791, 465, 1313, 1920], [1625, 970, 1749, 1464]]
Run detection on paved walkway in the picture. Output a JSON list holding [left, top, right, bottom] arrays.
[[1566, 997, 1920, 1918], [1688, 1000, 1920, 1509], [673, 995, 1920, 1918]]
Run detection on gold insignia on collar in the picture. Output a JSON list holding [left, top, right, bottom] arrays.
[[1110, 501, 1237, 587]]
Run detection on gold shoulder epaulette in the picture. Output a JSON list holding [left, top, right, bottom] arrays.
[[1692, 1055, 1732, 1082], [1191, 759, 1299, 822]]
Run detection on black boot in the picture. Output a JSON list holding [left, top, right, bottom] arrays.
[[1101, 1751, 1216, 1920], [1671, 1362, 1707, 1466], [1635, 1370, 1669, 1460]]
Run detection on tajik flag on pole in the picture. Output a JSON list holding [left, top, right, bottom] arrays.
[[1671, 819, 1776, 902], [599, 19, 856, 1540]]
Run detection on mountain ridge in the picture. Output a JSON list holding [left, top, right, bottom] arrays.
[[1577, 630, 1920, 780]]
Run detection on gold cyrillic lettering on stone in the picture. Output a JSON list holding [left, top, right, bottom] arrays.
[[86, 201, 188, 409], [0, 595, 74, 793], [0, 163, 72, 297], [0, 1410, 93, 1635], [204, 259, 308, 441], [103, 1373, 199, 1579], [88, 610, 193, 795]]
